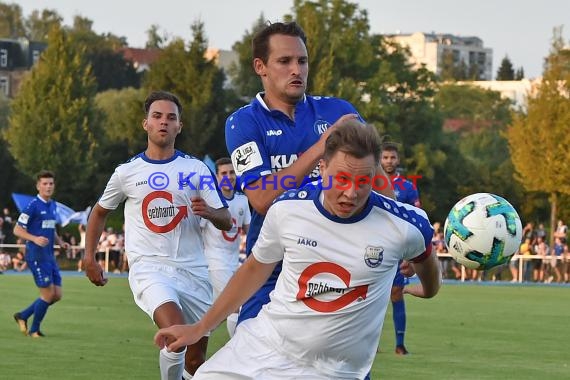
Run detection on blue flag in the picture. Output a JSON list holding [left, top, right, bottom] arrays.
[[11, 193, 88, 226]]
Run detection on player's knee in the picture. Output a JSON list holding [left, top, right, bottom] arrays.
[[390, 286, 403, 302], [184, 354, 206, 374]]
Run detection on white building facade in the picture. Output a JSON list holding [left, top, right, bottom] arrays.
[[387, 32, 493, 80]]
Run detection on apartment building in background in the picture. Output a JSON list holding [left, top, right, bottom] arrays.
[[386, 32, 493, 80], [0, 38, 47, 97]]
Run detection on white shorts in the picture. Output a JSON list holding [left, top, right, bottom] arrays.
[[128, 259, 212, 324], [194, 319, 335, 380], [208, 269, 234, 300]]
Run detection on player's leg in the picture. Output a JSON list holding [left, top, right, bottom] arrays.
[[178, 269, 215, 377], [153, 302, 189, 380], [27, 260, 60, 336], [391, 267, 408, 355], [209, 268, 240, 337], [129, 261, 188, 380]]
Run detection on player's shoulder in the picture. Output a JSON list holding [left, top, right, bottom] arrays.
[[273, 182, 320, 205], [306, 94, 356, 109], [225, 99, 259, 126], [369, 192, 429, 224]]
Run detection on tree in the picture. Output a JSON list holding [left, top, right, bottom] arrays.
[[4, 25, 103, 208], [496, 56, 515, 80], [146, 24, 168, 49], [95, 87, 147, 157], [227, 14, 267, 100], [143, 21, 230, 158], [506, 26, 570, 246], [25, 8, 62, 42], [0, 2, 25, 38], [287, 0, 377, 96], [68, 15, 139, 91], [515, 67, 525, 80]]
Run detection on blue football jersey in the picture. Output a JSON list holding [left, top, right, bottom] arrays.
[[392, 175, 420, 207], [226, 93, 361, 287], [17, 196, 58, 261]]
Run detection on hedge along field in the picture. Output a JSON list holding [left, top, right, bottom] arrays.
[[1, 274, 569, 379]]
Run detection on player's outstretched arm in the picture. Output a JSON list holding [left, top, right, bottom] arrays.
[[84, 204, 112, 286], [405, 251, 441, 298], [245, 113, 360, 215], [155, 255, 277, 352]]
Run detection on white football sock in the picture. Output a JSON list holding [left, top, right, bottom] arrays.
[[159, 347, 186, 380], [182, 369, 193, 379]]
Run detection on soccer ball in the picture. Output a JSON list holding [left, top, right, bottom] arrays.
[[443, 193, 522, 270]]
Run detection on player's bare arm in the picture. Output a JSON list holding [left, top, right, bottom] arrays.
[[13, 224, 49, 247], [190, 196, 232, 231], [84, 203, 112, 286], [154, 255, 277, 352], [246, 113, 360, 215], [405, 252, 441, 298]]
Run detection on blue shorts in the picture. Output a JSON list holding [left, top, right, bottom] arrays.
[[237, 281, 274, 325], [26, 259, 62, 288]]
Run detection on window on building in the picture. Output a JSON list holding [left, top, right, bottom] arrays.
[[0, 76, 9, 96], [0, 49, 8, 67]]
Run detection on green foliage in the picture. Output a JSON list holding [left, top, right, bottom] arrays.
[[95, 88, 147, 157], [289, 0, 376, 95], [507, 31, 570, 195], [496, 55, 515, 80], [68, 17, 139, 92], [143, 21, 229, 157], [435, 83, 523, 217], [4, 25, 103, 208], [25, 8, 63, 42], [506, 27, 570, 240], [227, 14, 266, 99], [93, 88, 147, 199], [0, 2, 25, 38], [145, 24, 168, 49]]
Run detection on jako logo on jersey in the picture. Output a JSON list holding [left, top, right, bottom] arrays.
[[231, 141, 263, 175], [364, 246, 384, 268], [266, 129, 283, 136], [313, 119, 331, 135], [142, 191, 188, 233], [296, 262, 368, 312], [297, 237, 317, 247]]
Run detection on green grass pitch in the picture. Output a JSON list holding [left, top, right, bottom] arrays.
[[1, 274, 568, 379]]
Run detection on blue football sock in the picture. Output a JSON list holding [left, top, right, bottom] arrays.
[[20, 298, 40, 320], [29, 299, 50, 333], [393, 299, 406, 347]]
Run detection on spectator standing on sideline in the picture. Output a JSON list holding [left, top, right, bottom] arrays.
[[379, 142, 421, 355], [155, 121, 441, 379], [84, 90, 232, 380], [224, 21, 393, 332], [13, 170, 70, 337], [201, 157, 251, 337]]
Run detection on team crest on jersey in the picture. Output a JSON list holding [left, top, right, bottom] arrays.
[[313, 120, 331, 135], [364, 246, 384, 268], [231, 141, 263, 175]]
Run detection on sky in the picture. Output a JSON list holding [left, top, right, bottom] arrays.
[[14, 0, 570, 79]]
